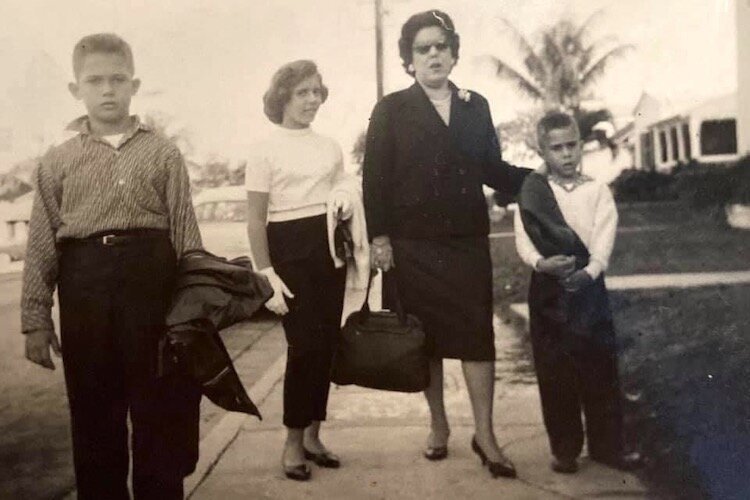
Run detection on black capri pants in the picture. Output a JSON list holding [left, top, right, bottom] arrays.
[[267, 215, 346, 429], [58, 229, 201, 500]]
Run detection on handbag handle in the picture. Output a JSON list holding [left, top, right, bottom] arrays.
[[360, 270, 408, 325]]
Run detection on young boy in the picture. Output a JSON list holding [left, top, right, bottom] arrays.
[[514, 111, 639, 474], [21, 33, 203, 499]]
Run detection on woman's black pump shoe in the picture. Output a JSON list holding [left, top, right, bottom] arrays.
[[423, 445, 449, 461], [471, 437, 517, 478], [303, 449, 341, 468], [283, 463, 311, 481]]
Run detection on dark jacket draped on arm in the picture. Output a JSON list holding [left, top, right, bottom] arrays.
[[160, 250, 273, 419], [518, 174, 612, 341]]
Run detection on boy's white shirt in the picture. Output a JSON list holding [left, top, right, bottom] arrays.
[[513, 177, 618, 280], [101, 134, 124, 148]]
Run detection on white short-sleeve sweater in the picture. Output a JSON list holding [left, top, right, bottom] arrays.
[[245, 126, 344, 222]]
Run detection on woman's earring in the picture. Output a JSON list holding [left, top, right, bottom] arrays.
[[408, 63, 415, 73]]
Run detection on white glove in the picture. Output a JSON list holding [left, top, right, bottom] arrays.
[[258, 267, 294, 315], [331, 191, 353, 220]]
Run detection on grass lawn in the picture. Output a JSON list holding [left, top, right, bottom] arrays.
[[490, 201, 750, 499], [491, 202, 750, 311], [612, 286, 750, 499]]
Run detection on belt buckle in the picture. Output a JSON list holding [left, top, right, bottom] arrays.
[[101, 234, 117, 246]]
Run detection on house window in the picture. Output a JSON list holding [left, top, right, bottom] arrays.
[[640, 133, 654, 170], [670, 126, 680, 161], [700, 119, 737, 156], [682, 123, 692, 159], [659, 130, 668, 162]]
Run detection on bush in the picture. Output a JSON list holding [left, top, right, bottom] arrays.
[[674, 156, 750, 210], [610, 168, 678, 203], [728, 155, 750, 204], [611, 155, 750, 208]]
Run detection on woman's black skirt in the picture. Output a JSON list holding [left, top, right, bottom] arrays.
[[389, 236, 495, 361]]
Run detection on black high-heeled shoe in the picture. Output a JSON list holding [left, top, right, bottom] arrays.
[[304, 448, 341, 468], [470, 436, 517, 479], [283, 462, 311, 481]]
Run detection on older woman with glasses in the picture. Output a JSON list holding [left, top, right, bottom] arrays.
[[362, 10, 533, 479]]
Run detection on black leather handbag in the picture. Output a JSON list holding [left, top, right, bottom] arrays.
[[332, 271, 430, 392]]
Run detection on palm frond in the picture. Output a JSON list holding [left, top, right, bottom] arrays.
[[542, 32, 564, 68], [575, 8, 606, 41], [577, 34, 619, 72], [498, 17, 548, 82], [580, 44, 635, 88], [488, 56, 544, 101]]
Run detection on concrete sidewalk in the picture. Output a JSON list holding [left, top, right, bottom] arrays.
[[187, 281, 649, 500]]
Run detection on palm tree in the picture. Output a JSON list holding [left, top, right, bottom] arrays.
[[487, 10, 634, 113]]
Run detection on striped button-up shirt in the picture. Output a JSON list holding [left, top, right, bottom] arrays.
[[21, 116, 203, 334]]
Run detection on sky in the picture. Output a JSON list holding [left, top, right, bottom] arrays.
[[0, 0, 739, 167]]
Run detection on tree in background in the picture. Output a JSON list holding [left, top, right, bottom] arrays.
[[141, 113, 247, 190], [192, 158, 246, 190], [487, 10, 633, 114], [487, 10, 632, 158], [142, 112, 194, 157]]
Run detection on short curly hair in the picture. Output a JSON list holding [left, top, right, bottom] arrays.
[[262, 60, 329, 125], [536, 111, 580, 149], [72, 33, 134, 79], [398, 10, 460, 76]]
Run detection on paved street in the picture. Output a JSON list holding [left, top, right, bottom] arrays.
[[0, 272, 72, 499]]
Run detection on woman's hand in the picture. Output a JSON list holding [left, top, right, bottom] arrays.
[[259, 267, 295, 315], [371, 235, 395, 272]]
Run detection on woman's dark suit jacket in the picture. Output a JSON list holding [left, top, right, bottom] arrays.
[[363, 82, 531, 240]]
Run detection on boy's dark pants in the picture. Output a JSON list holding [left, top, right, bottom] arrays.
[[58, 231, 201, 500], [267, 215, 346, 429], [529, 273, 624, 462]]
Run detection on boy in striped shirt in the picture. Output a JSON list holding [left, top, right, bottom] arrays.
[[21, 33, 202, 499]]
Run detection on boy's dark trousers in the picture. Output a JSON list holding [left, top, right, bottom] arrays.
[[57, 230, 201, 500], [528, 274, 624, 462]]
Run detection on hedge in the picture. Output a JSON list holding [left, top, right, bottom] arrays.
[[610, 156, 750, 207]]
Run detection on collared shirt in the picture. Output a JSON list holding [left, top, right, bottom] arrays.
[[21, 115, 202, 334]]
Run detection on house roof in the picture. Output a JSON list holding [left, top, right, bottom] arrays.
[[645, 92, 737, 130], [631, 89, 714, 123]]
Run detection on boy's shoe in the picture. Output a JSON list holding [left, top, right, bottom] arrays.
[[551, 456, 578, 474], [591, 451, 643, 471]]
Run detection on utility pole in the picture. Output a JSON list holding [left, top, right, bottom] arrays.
[[374, 0, 384, 100]]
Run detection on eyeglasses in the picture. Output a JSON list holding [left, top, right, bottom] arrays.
[[412, 42, 450, 55]]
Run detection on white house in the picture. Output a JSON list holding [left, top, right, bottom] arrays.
[[631, 91, 740, 172]]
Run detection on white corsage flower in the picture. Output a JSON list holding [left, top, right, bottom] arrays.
[[457, 89, 471, 102]]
